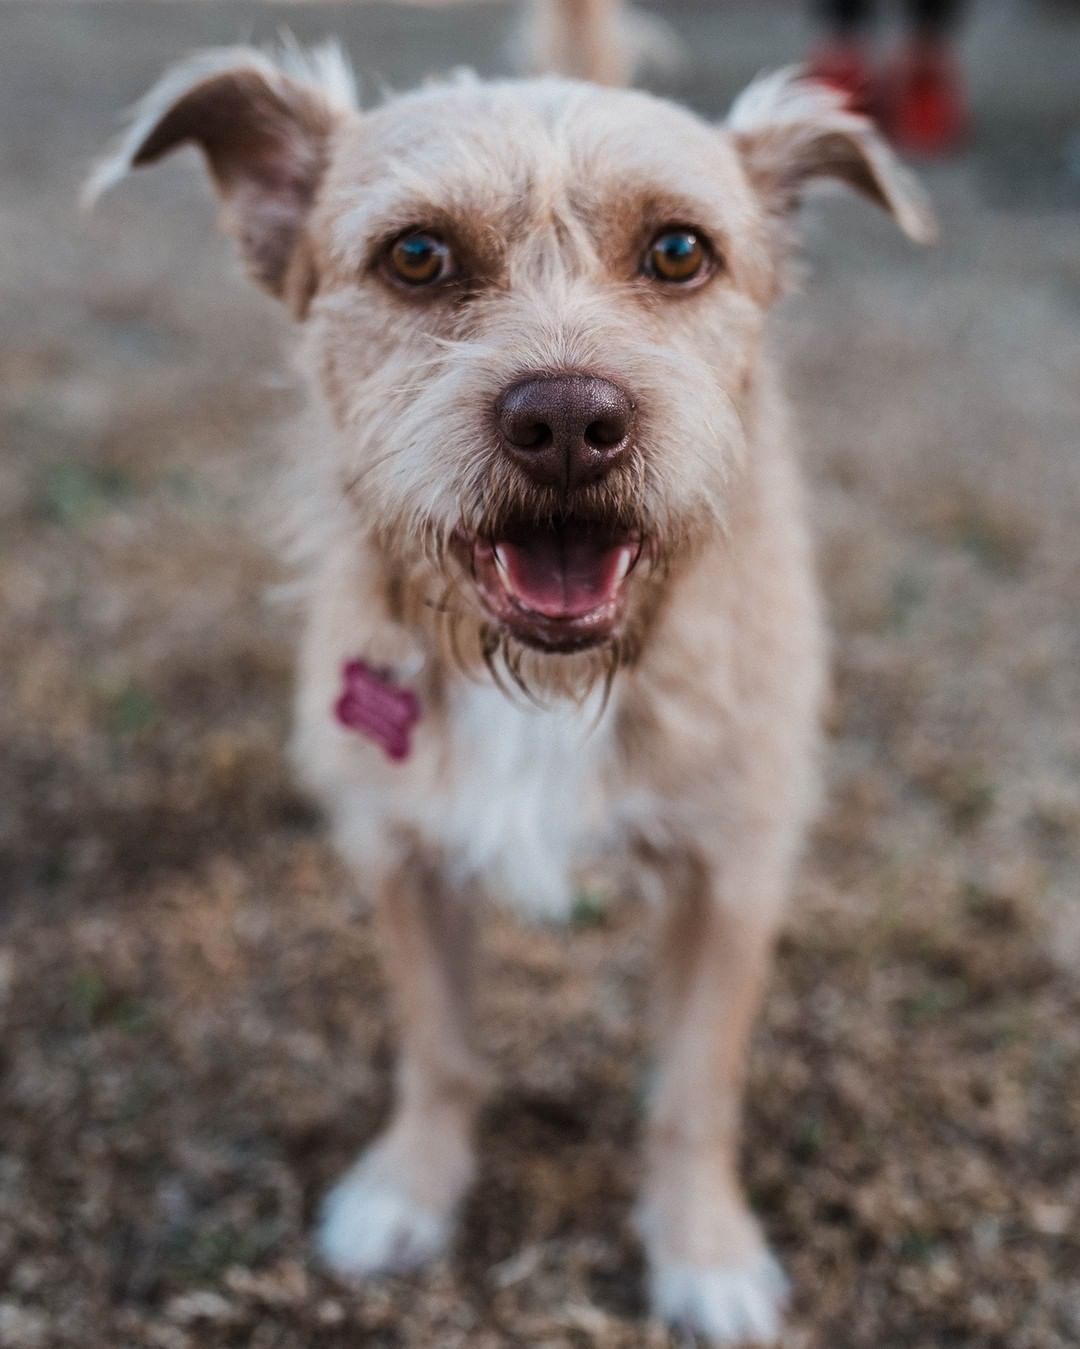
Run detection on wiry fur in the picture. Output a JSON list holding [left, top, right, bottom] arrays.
[[89, 21, 932, 1344]]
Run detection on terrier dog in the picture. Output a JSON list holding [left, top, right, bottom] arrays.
[[89, 3, 932, 1340]]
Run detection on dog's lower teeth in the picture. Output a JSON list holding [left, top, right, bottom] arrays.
[[493, 544, 514, 588], [612, 546, 633, 585]]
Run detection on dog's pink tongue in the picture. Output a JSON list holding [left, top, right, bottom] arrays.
[[496, 528, 631, 619]]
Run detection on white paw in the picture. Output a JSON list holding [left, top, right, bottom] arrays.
[[649, 1252, 789, 1346], [315, 1167, 449, 1278]]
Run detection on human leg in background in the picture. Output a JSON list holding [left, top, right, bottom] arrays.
[[884, 0, 969, 154], [806, 0, 876, 112]]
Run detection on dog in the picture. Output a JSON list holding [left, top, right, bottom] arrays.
[[88, 3, 933, 1341]]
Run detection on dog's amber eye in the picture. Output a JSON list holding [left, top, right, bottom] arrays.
[[645, 229, 708, 284], [386, 231, 455, 286]]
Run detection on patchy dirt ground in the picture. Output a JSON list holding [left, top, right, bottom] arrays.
[[2, 3, 1079, 1346]]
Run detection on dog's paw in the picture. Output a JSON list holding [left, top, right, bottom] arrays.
[[648, 1251, 788, 1346], [316, 1169, 449, 1278]]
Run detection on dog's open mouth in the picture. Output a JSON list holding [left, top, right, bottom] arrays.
[[468, 519, 643, 652]]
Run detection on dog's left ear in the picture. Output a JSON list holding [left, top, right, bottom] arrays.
[[727, 67, 937, 251], [84, 42, 357, 318]]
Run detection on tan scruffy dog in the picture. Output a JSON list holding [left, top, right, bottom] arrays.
[[89, 3, 933, 1340]]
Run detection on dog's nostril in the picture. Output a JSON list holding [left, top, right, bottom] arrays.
[[585, 417, 627, 448], [513, 420, 553, 450]]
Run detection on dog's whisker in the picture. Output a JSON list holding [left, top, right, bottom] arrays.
[[421, 594, 461, 618], [339, 448, 405, 501], [585, 643, 620, 734], [479, 627, 515, 702], [503, 639, 546, 710]]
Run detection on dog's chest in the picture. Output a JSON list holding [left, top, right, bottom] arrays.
[[432, 684, 615, 920]]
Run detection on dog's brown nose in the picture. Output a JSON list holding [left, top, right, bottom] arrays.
[[496, 374, 634, 492]]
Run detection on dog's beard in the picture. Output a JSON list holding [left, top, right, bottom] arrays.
[[479, 624, 627, 710], [372, 514, 674, 710]]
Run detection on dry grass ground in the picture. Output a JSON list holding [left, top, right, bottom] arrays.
[[2, 3, 1079, 1346]]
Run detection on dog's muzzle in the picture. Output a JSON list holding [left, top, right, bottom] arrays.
[[452, 373, 647, 653]]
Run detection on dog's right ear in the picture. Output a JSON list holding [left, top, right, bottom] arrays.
[[83, 43, 357, 317]]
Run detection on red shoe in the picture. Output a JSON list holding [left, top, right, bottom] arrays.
[[882, 38, 968, 157], [805, 40, 874, 116]]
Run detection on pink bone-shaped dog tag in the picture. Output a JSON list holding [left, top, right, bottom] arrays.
[[334, 659, 421, 762]]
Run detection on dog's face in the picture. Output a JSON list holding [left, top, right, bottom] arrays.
[[92, 47, 932, 690], [310, 79, 773, 667]]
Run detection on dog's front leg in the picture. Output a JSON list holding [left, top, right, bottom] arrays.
[[317, 856, 490, 1278], [638, 847, 789, 1346]]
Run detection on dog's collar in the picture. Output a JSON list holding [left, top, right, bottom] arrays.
[[334, 658, 421, 762]]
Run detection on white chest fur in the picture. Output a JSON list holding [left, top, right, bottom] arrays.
[[431, 683, 615, 920]]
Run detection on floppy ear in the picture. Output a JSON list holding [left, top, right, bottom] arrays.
[[727, 66, 937, 252], [84, 42, 357, 317]]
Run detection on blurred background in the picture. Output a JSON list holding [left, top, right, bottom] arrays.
[[1, 2, 1078, 1346]]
